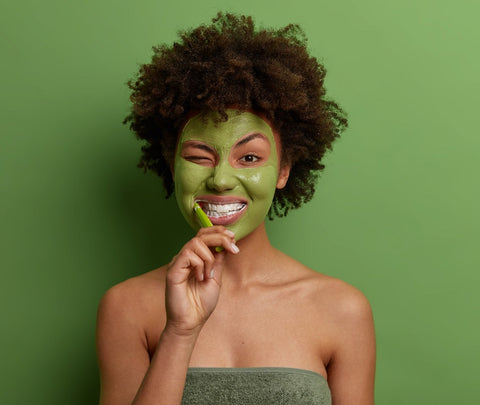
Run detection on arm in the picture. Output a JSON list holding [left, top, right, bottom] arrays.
[[326, 287, 376, 405], [96, 283, 157, 405], [131, 326, 200, 405], [96, 227, 239, 405]]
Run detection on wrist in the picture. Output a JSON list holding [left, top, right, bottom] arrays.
[[163, 321, 203, 341]]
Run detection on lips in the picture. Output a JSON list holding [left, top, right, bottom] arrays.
[[196, 197, 247, 225]]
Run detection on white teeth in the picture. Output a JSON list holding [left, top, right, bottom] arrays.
[[201, 202, 246, 217]]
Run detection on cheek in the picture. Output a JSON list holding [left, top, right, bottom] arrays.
[[174, 160, 211, 226], [238, 166, 278, 200], [232, 166, 277, 240], [174, 161, 209, 195]]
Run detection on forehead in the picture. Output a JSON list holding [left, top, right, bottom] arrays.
[[179, 110, 276, 146]]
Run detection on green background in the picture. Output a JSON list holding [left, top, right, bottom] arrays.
[[1, 0, 479, 403]]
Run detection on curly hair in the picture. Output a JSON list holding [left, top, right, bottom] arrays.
[[124, 13, 347, 218]]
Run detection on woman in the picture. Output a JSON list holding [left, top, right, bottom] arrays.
[[96, 13, 376, 405]]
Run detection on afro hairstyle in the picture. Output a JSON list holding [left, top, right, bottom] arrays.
[[124, 12, 347, 218]]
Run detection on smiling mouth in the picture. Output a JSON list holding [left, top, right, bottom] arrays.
[[198, 201, 247, 218]]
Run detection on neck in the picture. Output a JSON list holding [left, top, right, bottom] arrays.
[[221, 222, 280, 288]]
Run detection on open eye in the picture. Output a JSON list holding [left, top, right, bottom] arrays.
[[239, 154, 260, 164], [231, 133, 271, 168]]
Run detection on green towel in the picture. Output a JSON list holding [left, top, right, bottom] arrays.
[[181, 367, 331, 405]]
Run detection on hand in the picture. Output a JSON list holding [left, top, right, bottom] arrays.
[[164, 226, 239, 337]]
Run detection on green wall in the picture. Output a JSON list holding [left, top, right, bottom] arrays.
[[1, 0, 479, 403]]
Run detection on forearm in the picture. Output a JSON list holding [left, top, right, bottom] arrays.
[[132, 326, 200, 405]]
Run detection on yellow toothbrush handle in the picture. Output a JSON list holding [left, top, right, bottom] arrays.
[[193, 203, 223, 252]]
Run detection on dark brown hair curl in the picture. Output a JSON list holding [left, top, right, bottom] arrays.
[[124, 13, 347, 217]]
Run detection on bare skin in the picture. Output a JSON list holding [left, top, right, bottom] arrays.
[[97, 110, 375, 404], [96, 221, 376, 405]]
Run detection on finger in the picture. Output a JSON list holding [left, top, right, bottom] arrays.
[[190, 254, 206, 282], [196, 226, 236, 241], [168, 245, 210, 284], [215, 235, 239, 255], [188, 238, 216, 279], [196, 231, 239, 255], [176, 248, 203, 282], [188, 236, 216, 261], [209, 250, 226, 283], [185, 244, 215, 283]]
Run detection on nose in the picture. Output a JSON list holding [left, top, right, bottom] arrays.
[[206, 160, 237, 192]]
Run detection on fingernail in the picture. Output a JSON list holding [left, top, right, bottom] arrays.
[[225, 230, 235, 238], [231, 243, 240, 254], [199, 273, 204, 281], [209, 269, 215, 279]]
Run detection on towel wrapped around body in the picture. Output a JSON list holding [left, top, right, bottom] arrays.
[[181, 367, 331, 405]]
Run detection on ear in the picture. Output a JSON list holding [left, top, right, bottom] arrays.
[[276, 164, 290, 189]]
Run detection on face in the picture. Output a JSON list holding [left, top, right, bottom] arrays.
[[174, 109, 289, 241]]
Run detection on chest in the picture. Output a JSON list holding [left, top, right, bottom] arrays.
[[189, 294, 332, 377], [145, 287, 334, 378]]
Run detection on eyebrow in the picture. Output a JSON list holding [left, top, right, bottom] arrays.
[[181, 142, 215, 153], [234, 133, 267, 148]]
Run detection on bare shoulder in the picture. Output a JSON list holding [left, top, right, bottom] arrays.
[[279, 252, 373, 324], [299, 271, 376, 403], [96, 267, 171, 403], [295, 263, 376, 389], [97, 266, 168, 330], [312, 273, 372, 321]]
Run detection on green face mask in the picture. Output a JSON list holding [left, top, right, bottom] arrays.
[[174, 109, 287, 241]]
